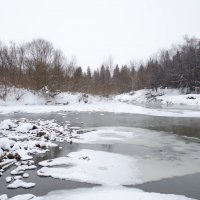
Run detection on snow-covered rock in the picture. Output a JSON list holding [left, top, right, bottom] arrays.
[[0, 138, 15, 151], [16, 123, 33, 133]]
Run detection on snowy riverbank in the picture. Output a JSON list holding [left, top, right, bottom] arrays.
[[1, 87, 200, 117]]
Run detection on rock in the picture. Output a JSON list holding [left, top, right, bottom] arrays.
[[37, 132, 46, 137], [32, 125, 38, 130], [35, 144, 41, 148], [44, 135, 49, 140], [15, 153, 21, 161], [7, 152, 14, 159], [79, 156, 90, 161], [187, 96, 196, 100]]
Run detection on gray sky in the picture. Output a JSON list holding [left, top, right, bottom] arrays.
[[0, 0, 200, 69]]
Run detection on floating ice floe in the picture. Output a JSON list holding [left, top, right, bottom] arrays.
[[14, 175, 22, 180], [7, 179, 35, 189], [9, 194, 35, 200], [23, 173, 29, 178], [6, 176, 12, 183], [11, 165, 36, 175], [38, 149, 140, 186]]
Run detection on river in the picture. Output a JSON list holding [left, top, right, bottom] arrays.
[[0, 111, 200, 199]]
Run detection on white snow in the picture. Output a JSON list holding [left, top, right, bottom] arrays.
[[2, 187, 196, 200], [0, 119, 16, 130], [36, 187, 197, 200], [14, 175, 22, 180], [11, 165, 36, 175], [0, 87, 200, 117], [23, 173, 29, 178], [38, 149, 140, 186], [0, 118, 69, 173], [6, 176, 12, 183], [9, 194, 35, 200], [0, 194, 8, 200], [16, 123, 33, 133], [0, 138, 15, 151], [0, 87, 200, 200], [7, 179, 35, 189], [0, 148, 3, 157]]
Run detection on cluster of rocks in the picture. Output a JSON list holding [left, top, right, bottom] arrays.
[[0, 118, 85, 179]]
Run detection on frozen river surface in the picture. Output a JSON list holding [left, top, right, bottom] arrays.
[[0, 111, 200, 199]]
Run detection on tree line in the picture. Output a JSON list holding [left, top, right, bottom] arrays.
[[0, 37, 200, 96]]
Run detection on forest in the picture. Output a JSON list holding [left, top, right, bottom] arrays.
[[0, 36, 200, 96]]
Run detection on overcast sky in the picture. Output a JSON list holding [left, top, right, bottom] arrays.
[[0, 0, 200, 69]]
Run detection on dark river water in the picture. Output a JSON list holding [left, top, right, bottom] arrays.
[[0, 111, 200, 199]]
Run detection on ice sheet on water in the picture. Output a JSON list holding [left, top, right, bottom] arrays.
[[72, 127, 200, 183], [9, 194, 35, 200], [1, 187, 196, 200], [38, 149, 140, 186]]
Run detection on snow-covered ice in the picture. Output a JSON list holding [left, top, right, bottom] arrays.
[[71, 127, 200, 183], [14, 175, 22, 180], [11, 165, 37, 175], [23, 173, 29, 178], [7, 179, 35, 189], [8, 194, 35, 200], [1, 187, 196, 200], [38, 149, 140, 186], [0, 194, 8, 200], [6, 177, 12, 183], [35, 187, 197, 200]]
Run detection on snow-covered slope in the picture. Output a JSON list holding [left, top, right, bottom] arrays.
[[114, 88, 200, 106], [1, 87, 200, 117]]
